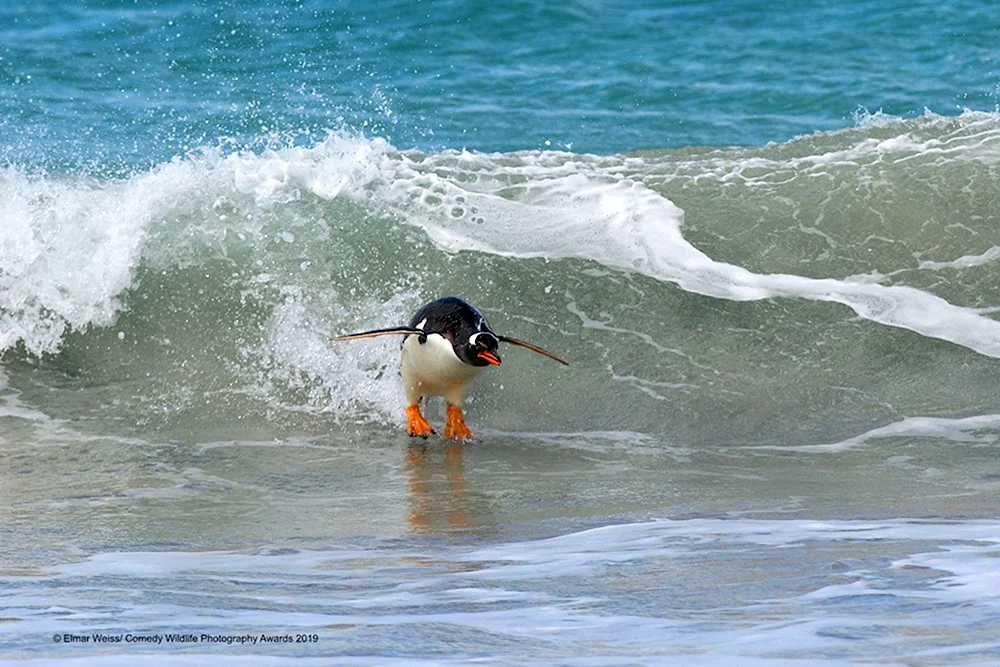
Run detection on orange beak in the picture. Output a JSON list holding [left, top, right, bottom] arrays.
[[477, 350, 502, 366]]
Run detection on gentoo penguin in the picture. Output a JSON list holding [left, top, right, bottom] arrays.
[[332, 296, 568, 440]]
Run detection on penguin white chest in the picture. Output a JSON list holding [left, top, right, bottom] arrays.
[[401, 333, 484, 406]]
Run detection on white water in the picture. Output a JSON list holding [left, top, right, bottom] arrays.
[[4, 518, 999, 665], [5, 114, 1000, 361]]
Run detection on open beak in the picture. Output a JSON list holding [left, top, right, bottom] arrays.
[[477, 350, 502, 366]]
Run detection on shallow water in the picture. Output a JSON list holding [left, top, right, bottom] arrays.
[[3, 388, 1000, 664]]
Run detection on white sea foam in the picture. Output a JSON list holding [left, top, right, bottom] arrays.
[[461, 518, 1000, 573], [768, 413, 1000, 453], [257, 286, 421, 424], [42, 517, 1000, 596], [10, 518, 999, 666], [364, 145, 1000, 360], [0, 136, 398, 356], [115, 128, 991, 360], [919, 245, 1000, 271], [0, 168, 149, 354], [5, 123, 1000, 363]]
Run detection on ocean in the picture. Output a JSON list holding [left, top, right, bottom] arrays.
[[2, 0, 1000, 664]]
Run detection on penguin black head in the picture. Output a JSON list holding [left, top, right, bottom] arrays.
[[457, 329, 502, 367], [408, 296, 503, 367]]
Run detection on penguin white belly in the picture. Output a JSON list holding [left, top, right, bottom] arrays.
[[401, 333, 484, 406]]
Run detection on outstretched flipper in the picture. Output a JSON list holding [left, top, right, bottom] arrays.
[[332, 326, 425, 342], [332, 318, 568, 365], [498, 335, 569, 365]]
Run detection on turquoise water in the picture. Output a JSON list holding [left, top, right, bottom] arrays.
[[3, 0, 998, 165], [3, 1, 1000, 665]]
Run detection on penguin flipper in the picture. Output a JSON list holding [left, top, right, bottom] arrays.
[[332, 326, 425, 342], [498, 335, 569, 365]]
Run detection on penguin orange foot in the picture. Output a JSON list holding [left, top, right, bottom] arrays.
[[333, 296, 569, 440], [444, 405, 473, 441], [406, 405, 435, 438]]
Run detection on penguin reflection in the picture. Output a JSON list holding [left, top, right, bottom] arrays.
[[405, 442, 468, 532]]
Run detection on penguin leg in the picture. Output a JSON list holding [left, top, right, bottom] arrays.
[[444, 404, 473, 441], [406, 404, 435, 438]]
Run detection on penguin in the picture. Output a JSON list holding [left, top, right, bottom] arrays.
[[332, 296, 568, 440]]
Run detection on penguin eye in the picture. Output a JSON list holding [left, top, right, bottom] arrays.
[[469, 332, 494, 348], [470, 332, 497, 349]]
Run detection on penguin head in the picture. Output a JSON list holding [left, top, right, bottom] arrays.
[[456, 329, 502, 367]]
